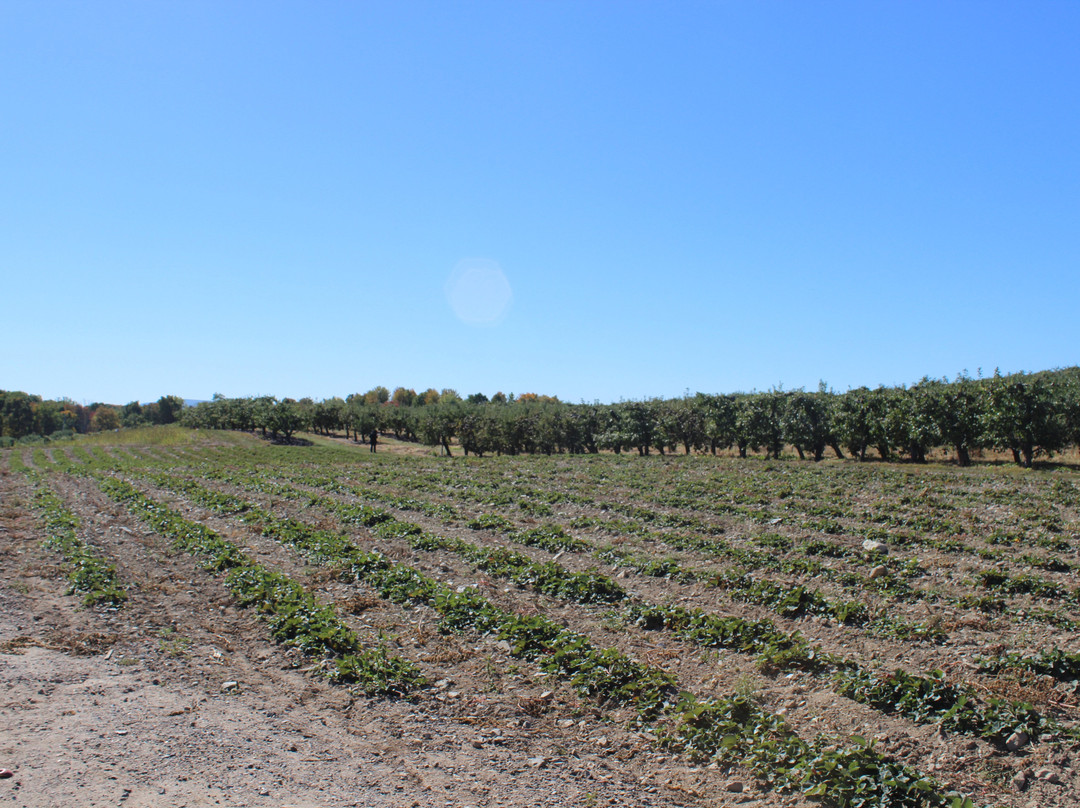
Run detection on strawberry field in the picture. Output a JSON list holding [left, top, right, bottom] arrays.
[[2, 431, 1079, 807]]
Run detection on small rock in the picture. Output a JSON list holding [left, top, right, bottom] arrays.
[[1006, 731, 1029, 752], [527, 757, 547, 769], [868, 565, 888, 579], [1012, 771, 1028, 792], [0, 770, 13, 779], [1036, 768, 1062, 784], [433, 679, 453, 690], [862, 540, 888, 554], [221, 681, 239, 693], [556, 719, 575, 728], [724, 780, 744, 793]]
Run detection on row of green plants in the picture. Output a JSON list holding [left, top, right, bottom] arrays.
[[52, 418, 1080, 569], [95, 476, 424, 695], [977, 648, 1080, 681], [28, 477, 128, 606], [834, 668, 1046, 746], [148, 472, 628, 605], [666, 693, 975, 808], [626, 598, 1062, 749]]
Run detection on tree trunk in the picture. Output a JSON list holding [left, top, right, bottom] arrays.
[[1021, 444, 1034, 468], [1011, 448, 1021, 465], [795, 446, 806, 460], [956, 445, 970, 467], [830, 442, 844, 460]]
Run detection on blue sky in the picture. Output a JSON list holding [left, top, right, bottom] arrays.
[[3, 1, 1078, 405]]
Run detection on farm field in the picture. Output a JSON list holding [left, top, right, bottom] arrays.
[[2, 429, 1080, 808]]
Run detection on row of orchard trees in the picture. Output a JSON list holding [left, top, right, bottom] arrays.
[[180, 389, 557, 446], [180, 368, 1080, 467], [0, 391, 184, 445]]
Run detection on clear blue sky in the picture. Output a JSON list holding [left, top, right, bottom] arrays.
[[4, 1, 1078, 405]]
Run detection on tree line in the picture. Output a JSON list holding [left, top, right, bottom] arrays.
[[178, 368, 1080, 467], [0, 392, 184, 447]]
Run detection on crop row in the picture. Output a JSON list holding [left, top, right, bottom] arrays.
[[147, 472, 627, 606], [95, 475, 423, 695], [26, 474, 127, 606]]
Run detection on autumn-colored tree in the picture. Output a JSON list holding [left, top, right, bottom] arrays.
[[92, 406, 121, 432]]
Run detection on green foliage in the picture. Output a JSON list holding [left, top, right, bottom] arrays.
[[511, 523, 590, 553], [977, 648, 1080, 682], [466, 513, 515, 532], [666, 693, 955, 807], [835, 668, 1047, 746], [33, 485, 127, 606], [97, 476, 422, 695]]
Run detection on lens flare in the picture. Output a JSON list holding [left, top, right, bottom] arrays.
[[444, 258, 513, 325]]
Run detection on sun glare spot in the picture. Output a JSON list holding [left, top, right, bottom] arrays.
[[445, 258, 513, 325]]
